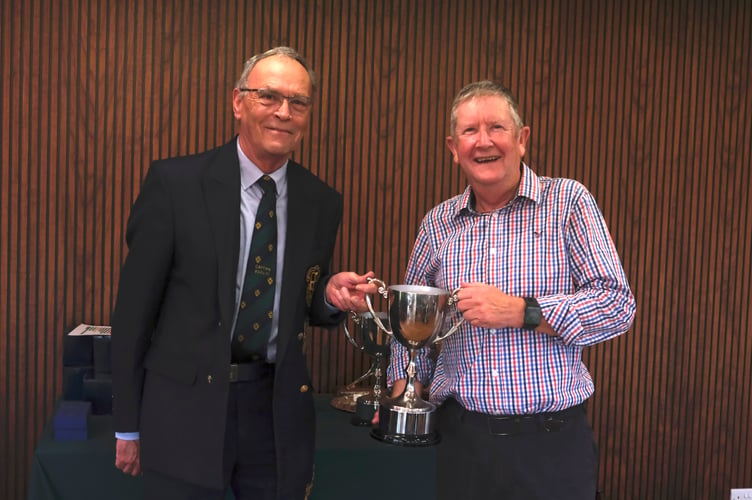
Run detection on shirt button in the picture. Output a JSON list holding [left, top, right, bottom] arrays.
[[207, 375, 213, 384], [491, 369, 499, 378], [490, 247, 497, 255], [297, 332, 304, 341], [299, 385, 309, 393]]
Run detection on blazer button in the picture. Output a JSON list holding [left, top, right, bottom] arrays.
[[299, 385, 309, 393], [207, 375, 213, 384]]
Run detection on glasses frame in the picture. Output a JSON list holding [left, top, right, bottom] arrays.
[[238, 87, 312, 113]]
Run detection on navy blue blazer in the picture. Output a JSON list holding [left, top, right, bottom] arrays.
[[111, 138, 344, 495]]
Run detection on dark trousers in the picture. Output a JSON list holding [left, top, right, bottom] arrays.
[[436, 398, 598, 500], [143, 367, 276, 500]]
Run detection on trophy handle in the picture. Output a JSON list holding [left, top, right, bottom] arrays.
[[343, 312, 365, 350], [365, 277, 392, 336], [343, 362, 376, 390], [435, 287, 465, 342]]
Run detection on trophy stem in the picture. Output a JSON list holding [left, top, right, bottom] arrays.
[[372, 353, 384, 400], [387, 349, 432, 410], [402, 351, 419, 403]]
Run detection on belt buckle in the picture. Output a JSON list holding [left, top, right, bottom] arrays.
[[542, 417, 566, 432], [229, 364, 239, 383], [487, 416, 516, 436]]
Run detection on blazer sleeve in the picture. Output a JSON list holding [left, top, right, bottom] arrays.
[[111, 163, 175, 433], [307, 188, 346, 327]]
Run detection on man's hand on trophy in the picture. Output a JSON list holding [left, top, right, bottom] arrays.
[[453, 281, 516, 329], [455, 281, 557, 336], [325, 271, 377, 312]]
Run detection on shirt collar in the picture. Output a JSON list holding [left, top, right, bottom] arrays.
[[236, 139, 287, 194], [454, 162, 541, 217], [517, 162, 541, 204]]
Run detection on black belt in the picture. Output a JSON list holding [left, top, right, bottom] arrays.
[[229, 361, 274, 383], [444, 398, 586, 436]]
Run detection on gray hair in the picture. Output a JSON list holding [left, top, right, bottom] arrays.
[[449, 80, 524, 134], [235, 46, 317, 93]]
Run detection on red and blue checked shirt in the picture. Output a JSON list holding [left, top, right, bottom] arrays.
[[387, 164, 636, 415]]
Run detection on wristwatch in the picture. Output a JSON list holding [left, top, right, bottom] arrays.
[[522, 297, 542, 330]]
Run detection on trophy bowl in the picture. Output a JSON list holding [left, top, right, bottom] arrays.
[[331, 311, 390, 423], [365, 279, 463, 446]]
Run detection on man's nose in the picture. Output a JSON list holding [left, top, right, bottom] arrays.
[[476, 127, 493, 145], [275, 98, 292, 119]]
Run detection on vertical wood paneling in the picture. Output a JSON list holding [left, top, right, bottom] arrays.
[[1, 1, 751, 499]]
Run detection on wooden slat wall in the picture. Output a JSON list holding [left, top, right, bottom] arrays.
[[1, 0, 750, 498]]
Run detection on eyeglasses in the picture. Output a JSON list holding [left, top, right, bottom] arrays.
[[238, 87, 312, 113]]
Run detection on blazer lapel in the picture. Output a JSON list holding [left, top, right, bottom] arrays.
[[202, 139, 242, 327]]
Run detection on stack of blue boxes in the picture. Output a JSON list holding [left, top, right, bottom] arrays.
[[57, 329, 113, 440]]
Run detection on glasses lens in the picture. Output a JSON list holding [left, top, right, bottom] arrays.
[[289, 97, 311, 111], [248, 89, 311, 112], [254, 89, 281, 106]]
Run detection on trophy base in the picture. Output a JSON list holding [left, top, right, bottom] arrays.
[[371, 397, 440, 447], [370, 427, 440, 447], [330, 389, 371, 413]]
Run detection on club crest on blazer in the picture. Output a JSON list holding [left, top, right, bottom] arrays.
[[305, 265, 321, 307]]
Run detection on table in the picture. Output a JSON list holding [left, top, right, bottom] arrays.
[[29, 395, 435, 500]]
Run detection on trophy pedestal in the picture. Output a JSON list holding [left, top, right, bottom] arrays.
[[370, 398, 440, 446], [337, 311, 390, 425]]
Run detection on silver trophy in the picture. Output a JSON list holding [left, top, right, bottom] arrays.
[[365, 278, 464, 446], [330, 311, 390, 423]]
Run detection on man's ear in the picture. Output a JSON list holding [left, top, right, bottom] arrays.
[[517, 126, 531, 157], [232, 88, 244, 120], [446, 136, 459, 163]]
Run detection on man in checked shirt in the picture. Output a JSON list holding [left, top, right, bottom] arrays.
[[385, 81, 636, 500]]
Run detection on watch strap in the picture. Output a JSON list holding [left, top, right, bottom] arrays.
[[522, 297, 542, 330]]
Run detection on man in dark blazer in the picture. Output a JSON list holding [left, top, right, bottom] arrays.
[[111, 46, 374, 500]]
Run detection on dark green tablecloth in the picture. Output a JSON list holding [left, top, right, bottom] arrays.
[[29, 395, 435, 500]]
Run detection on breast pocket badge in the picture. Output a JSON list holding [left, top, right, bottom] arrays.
[[305, 265, 321, 308]]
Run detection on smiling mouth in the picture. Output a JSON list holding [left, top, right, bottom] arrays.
[[475, 156, 500, 163], [267, 128, 292, 136]]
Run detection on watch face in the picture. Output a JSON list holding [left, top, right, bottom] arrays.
[[526, 308, 541, 324]]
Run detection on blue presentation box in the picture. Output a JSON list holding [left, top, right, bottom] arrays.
[[53, 400, 92, 441]]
